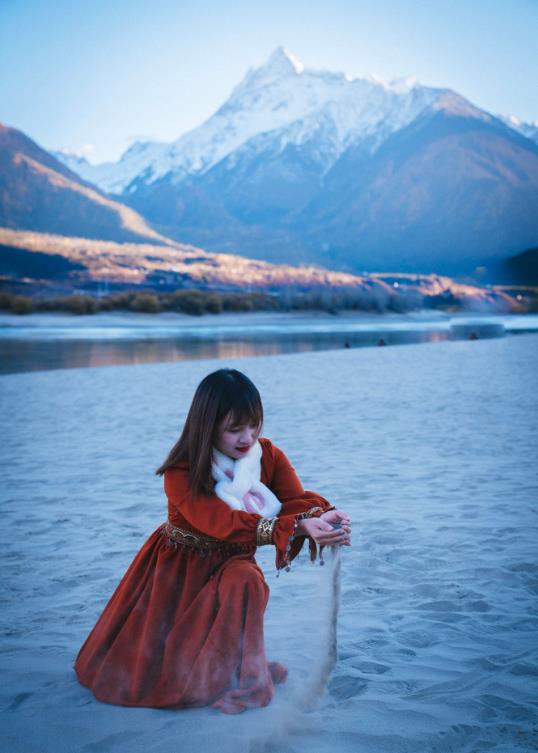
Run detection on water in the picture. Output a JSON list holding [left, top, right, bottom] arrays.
[[0, 313, 536, 375]]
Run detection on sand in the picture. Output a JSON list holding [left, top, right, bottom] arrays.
[[1, 333, 537, 752]]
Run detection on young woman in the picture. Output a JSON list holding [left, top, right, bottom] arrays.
[[74, 368, 351, 714]]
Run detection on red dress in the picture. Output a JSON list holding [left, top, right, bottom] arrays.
[[74, 437, 333, 714]]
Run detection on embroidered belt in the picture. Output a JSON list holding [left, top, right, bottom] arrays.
[[162, 521, 249, 552], [163, 505, 328, 556]]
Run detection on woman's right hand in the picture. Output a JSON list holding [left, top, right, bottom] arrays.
[[296, 517, 351, 546]]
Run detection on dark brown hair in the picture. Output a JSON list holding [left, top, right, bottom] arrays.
[[155, 368, 263, 498]]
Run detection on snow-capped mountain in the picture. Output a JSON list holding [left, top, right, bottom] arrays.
[[56, 47, 538, 197], [51, 47, 538, 275], [55, 47, 446, 194]]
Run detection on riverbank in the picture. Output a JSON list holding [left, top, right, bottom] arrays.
[[2, 309, 537, 376], [0, 308, 452, 330], [1, 308, 537, 335]]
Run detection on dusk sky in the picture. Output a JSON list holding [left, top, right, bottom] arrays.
[[1, 0, 536, 164]]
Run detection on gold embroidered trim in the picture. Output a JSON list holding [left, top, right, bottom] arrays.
[[163, 521, 245, 551], [256, 517, 277, 546], [302, 506, 323, 518]]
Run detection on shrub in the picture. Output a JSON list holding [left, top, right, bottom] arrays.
[[0, 292, 15, 310], [205, 294, 223, 314], [65, 295, 98, 314], [222, 294, 254, 312], [10, 295, 35, 314], [96, 297, 115, 311], [104, 292, 136, 310], [166, 290, 206, 315], [129, 293, 161, 313]]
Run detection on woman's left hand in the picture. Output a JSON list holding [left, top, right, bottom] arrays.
[[320, 508, 351, 535]]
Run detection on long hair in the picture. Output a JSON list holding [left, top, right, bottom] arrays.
[[155, 368, 264, 498]]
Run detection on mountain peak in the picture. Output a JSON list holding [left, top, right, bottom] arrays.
[[430, 91, 489, 120], [262, 46, 305, 76], [387, 75, 421, 93], [227, 46, 305, 100]]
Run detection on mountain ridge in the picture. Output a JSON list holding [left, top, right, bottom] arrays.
[[54, 47, 447, 194], [7, 47, 538, 276], [53, 47, 538, 192], [0, 123, 170, 246]]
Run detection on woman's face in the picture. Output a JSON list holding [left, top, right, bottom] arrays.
[[214, 413, 261, 460]]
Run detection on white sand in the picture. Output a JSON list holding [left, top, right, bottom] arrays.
[[1, 334, 537, 752]]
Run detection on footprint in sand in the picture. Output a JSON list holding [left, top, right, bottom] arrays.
[[395, 630, 439, 648], [353, 660, 390, 674], [510, 662, 538, 677], [328, 674, 368, 700], [6, 691, 32, 711], [479, 694, 536, 721], [81, 731, 140, 752]]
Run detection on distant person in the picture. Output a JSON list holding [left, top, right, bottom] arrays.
[[74, 368, 351, 713], [377, 337, 386, 346], [344, 339, 350, 348]]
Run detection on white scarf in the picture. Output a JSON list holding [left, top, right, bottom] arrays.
[[212, 440, 282, 516]]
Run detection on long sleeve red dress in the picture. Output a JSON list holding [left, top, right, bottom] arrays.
[[74, 437, 334, 714]]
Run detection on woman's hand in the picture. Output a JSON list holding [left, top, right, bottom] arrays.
[[320, 508, 351, 531], [296, 515, 351, 546]]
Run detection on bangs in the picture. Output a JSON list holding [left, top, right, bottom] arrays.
[[228, 405, 263, 429], [222, 387, 263, 429]]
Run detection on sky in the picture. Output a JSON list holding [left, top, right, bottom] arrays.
[[0, 0, 536, 164]]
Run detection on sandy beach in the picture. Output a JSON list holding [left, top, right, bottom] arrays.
[[1, 333, 537, 752]]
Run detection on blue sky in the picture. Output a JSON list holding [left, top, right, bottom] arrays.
[[0, 0, 536, 163]]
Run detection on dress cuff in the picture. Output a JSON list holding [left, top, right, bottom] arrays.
[[275, 506, 327, 575]]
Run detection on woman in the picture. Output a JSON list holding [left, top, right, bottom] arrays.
[[74, 368, 351, 714]]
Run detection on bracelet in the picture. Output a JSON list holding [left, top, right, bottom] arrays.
[[300, 506, 324, 519], [256, 517, 277, 546]]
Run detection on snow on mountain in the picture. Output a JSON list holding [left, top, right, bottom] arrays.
[[52, 140, 169, 195], [38, 48, 538, 277], [54, 47, 445, 194], [50, 151, 117, 188], [497, 114, 538, 144], [52, 47, 537, 219]]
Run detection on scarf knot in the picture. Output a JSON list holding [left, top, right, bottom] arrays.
[[212, 440, 282, 516]]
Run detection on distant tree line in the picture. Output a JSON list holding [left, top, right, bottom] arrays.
[[0, 289, 274, 315], [0, 284, 533, 315]]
